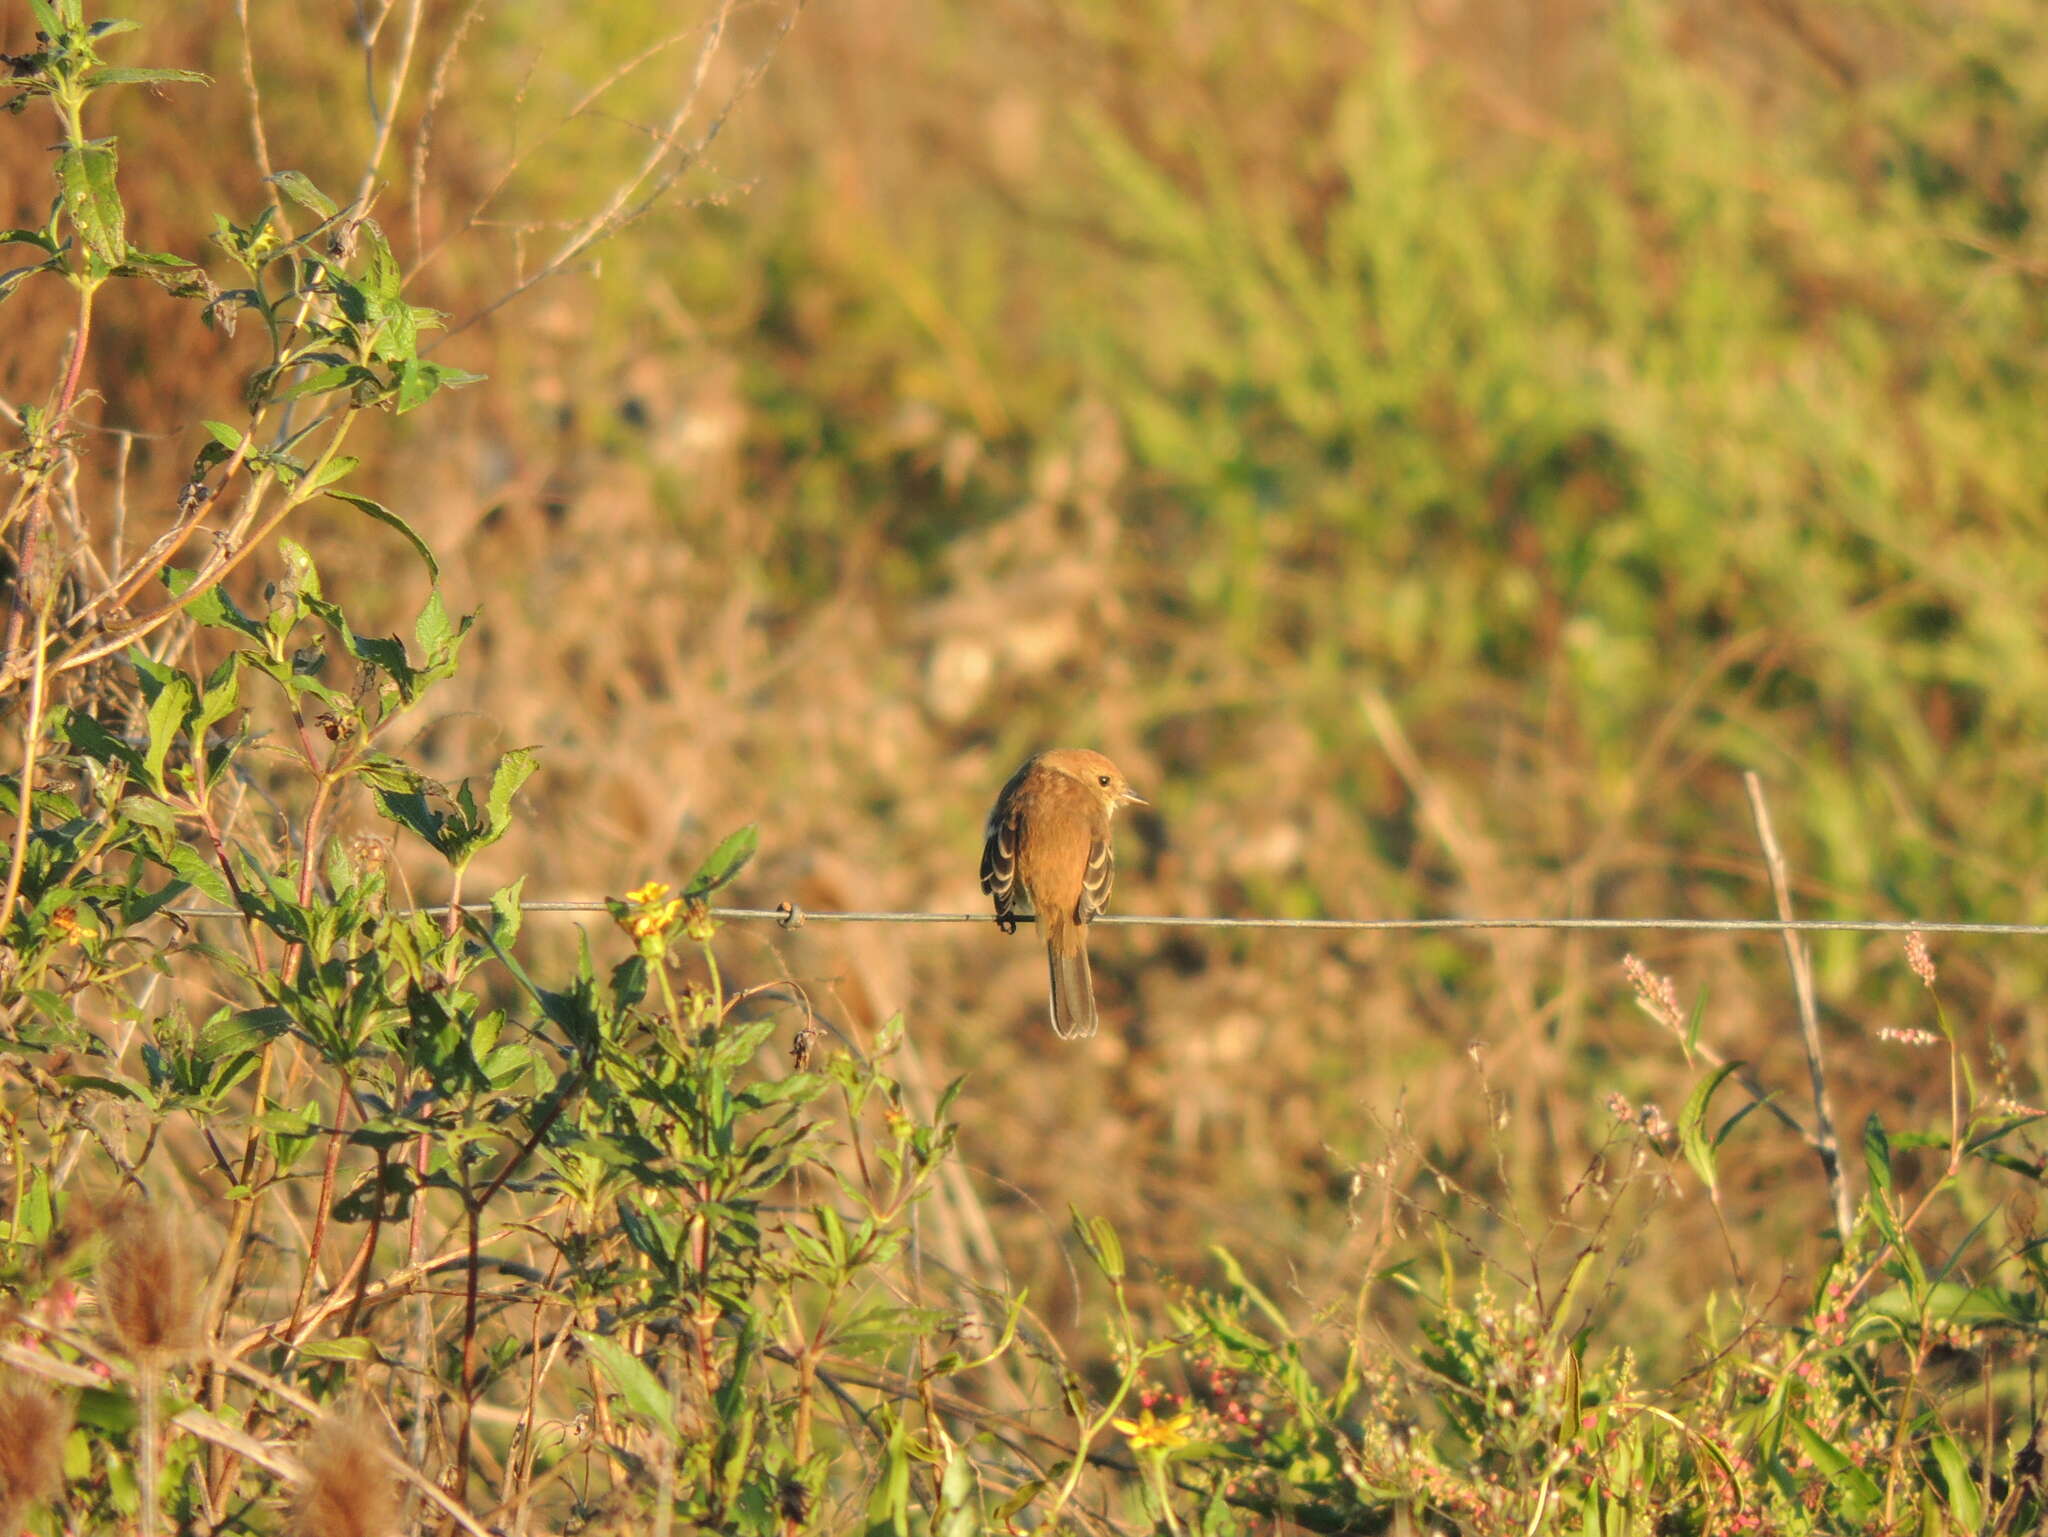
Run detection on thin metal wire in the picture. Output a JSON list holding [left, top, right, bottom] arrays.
[[151, 901, 2048, 937]]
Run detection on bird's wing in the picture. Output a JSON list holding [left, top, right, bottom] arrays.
[[980, 801, 1023, 919], [1076, 833, 1115, 923]]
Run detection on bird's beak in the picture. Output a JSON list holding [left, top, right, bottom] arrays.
[[1122, 789, 1148, 807]]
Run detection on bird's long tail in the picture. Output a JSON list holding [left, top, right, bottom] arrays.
[[1046, 927, 1097, 1039]]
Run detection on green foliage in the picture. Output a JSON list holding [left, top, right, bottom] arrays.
[[5, 2, 2048, 1533]]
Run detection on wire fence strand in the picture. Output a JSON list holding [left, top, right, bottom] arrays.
[[154, 900, 2048, 937]]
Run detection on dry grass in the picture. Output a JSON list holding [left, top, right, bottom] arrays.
[[5, 0, 2044, 1394]]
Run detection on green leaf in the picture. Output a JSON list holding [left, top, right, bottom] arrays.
[[359, 221, 403, 302], [54, 706, 143, 775], [1683, 985, 1707, 1055], [73, 1386, 139, 1437], [265, 170, 338, 218], [296, 1336, 383, 1363], [303, 596, 412, 691], [686, 824, 758, 898], [164, 843, 233, 906], [414, 589, 455, 659], [0, 258, 61, 304], [275, 362, 376, 402], [354, 755, 437, 796], [934, 1440, 982, 1537], [990, 1481, 1043, 1524], [390, 357, 484, 413], [83, 67, 211, 88], [194, 654, 242, 736], [1926, 1433, 1983, 1530], [324, 489, 439, 581], [1788, 1418, 1879, 1521], [57, 140, 124, 267], [577, 1332, 676, 1443], [1862, 1113, 1893, 1205], [115, 795, 177, 840], [165, 567, 264, 639], [142, 671, 195, 792], [201, 419, 245, 453], [308, 455, 359, 490], [1678, 1061, 1742, 1197], [489, 877, 525, 949], [483, 749, 538, 841]]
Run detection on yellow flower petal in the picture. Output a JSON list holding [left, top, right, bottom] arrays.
[[1115, 1408, 1195, 1452]]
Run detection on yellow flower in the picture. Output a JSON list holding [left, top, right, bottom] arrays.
[[627, 897, 684, 939], [615, 882, 686, 953], [1112, 1408, 1195, 1454]]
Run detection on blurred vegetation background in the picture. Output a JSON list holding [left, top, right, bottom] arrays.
[[5, 0, 2046, 1359]]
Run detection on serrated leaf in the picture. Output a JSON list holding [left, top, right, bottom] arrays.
[[324, 489, 438, 581], [577, 1332, 676, 1443], [358, 221, 402, 302], [686, 824, 758, 899], [372, 786, 449, 857], [489, 876, 525, 949], [391, 357, 484, 413], [354, 755, 436, 796], [484, 749, 538, 838], [414, 589, 454, 657], [58, 140, 123, 267]]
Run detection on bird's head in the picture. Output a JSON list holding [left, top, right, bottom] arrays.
[[1041, 748, 1146, 815]]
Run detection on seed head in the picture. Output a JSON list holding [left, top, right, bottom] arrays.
[[1905, 931, 1936, 988], [0, 1376, 70, 1531], [97, 1199, 207, 1360], [291, 1413, 400, 1537]]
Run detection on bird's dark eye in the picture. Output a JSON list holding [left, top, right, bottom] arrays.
[[1098, 774, 1112, 787]]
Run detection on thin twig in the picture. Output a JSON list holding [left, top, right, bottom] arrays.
[[1743, 770, 1854, 1243], [0, 607, 50, 938], [436, 0, 778, 344]]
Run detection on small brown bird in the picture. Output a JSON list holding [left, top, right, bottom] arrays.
[[980, 749, 1146, 1039]]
